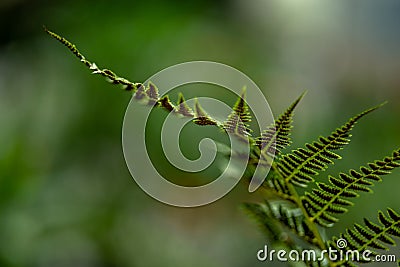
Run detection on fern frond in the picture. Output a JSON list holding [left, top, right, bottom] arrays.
[[45, 27, 229, 130], [243, 200, 317, 246], [175, 93, 194, 117], [257, 92, 305, 157], [242, 202, 287, 242], [158, 95, 175, 112], [263, 176, 295, 202], [43, 26, 91, 68], [44, 27, 142, 92], [134, 84, 146, 100], [46, 29, 400, 266], [146, 82, 160, 106], [193, 99, 218, 126], [277, 104, 384, 188], [302, 149, 400, 227], [328, 208, 400, 266], [223, 87, 252, 138]]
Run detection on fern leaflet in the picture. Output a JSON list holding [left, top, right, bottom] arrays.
[[175, 93, 194, 117], [328, 208, 400, 266], [277, 104, 384, 188], [243, 200, 317, 246], [302, 149, 400, 227], [224, 87, 252, 139], [256, 91, 305, 157]]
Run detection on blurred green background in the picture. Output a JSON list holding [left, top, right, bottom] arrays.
[[1, 0, 399, 266]]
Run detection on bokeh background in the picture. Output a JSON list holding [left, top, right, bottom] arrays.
[[1, 0, 399, 266]]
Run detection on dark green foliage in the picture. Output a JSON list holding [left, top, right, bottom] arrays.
[[43, 26, 91, 68], [328, 209, 400, 266], [146, 82, 160, 106], [243, 200, 317, 246], [46, 28, 400, 267], [175, 93, 194, 117], [193, 99, 218, 126], [256, 91, 305, 158], [242, 202, 288, 242], [158, 95, 175, 112], [277, 104, 384, 188], [224, 87, 252, 138], [303, 149, 400, 227], [134, 84, 146, 100], [263, 175, 293, 201]]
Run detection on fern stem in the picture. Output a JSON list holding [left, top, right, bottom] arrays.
[[287, 183, 327, 250], [272, 164, 327, 250], [44, 26, 142, 91]]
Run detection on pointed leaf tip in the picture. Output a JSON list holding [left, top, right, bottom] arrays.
[[193, 99, 218, 125], [288, 91, 307, 112], [176, 93, 194, 117], [240, 86, 247, 98], [194, 98, 207, 118]]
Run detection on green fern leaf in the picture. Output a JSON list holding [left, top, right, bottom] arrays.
[[134, 84, 146, 100], [328, 208, 400, 266], [175, 93, 194, 117], [278, 104, 384, 188], [302, 149, 400, 227], [242, 202, 285, 242], [242, 200, 316, 246], [44, 27, 142, 91], [193, 99, 218, 126], [158, 95, 175, 112], [262, 175, 295, 201], [44, 26, 90, 67], [46, 29, 400, 263], [257, 92, 305, 157], [223, 87, 252, 138], [145, 82, 159, 106], [233, 87, 252, 132]]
